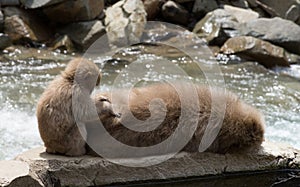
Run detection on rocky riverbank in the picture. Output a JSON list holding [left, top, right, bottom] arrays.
[[0, 141, 300, 186], [0, 0, 300, 68]]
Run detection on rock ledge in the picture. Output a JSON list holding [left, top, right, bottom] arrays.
[[0, 141, 300, 186]]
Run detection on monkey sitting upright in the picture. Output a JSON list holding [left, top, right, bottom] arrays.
[[92, 83, 265, 156], [37, 58, 110, 156]]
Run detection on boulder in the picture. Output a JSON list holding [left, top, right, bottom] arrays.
[[240, 17, 300, 55], [20, 0, 65, 8], [162, 1, 189, 25], [256, 0, 300, 24], [143, 0, 163, 20], [43, 0, 104, 23], [3, 7, 52, 42], [0, 33, 12, 50], [50, 35, 75, 52], [223, 5, 259, 23], [220, 36, 298, 68], [105, 0, 147, 47], [192, 0, 218, 18], [0, 160, 41, 187], [193, 6, 259, 46], [193, 9, 240, 45], [58, 20, 105, 51], [4, 15, 36, 42], [219, 0, 249, 8], [10, 142, 300, 186]]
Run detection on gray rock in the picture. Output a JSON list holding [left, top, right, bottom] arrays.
[[224, 5, 259, 23], [192, 0, 218, 17], [3, 7, 52, 42], [162, 1, 189, 25], [105, 0, 146, 47], [20, 0, 64, 8], [0, 33, 12, 50], [58, 20, 105, 51], [0, 160, 41, 187], [193, 9, 240, 45], [257, 0, 300, 23], [218, 0, 249, 8], [193, 6, 259, 46], [220, 36, 295, 68], [43, 0, 104, 23], [11, 142, 300, 186], [240, 17, 300, 55], [0, 0, 20, 6]]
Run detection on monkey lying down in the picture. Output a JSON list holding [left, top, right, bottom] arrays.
[[88, 84, 265, 157], [37, 58, 265, 157]]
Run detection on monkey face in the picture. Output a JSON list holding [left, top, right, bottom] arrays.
[[95, 95, 121, 119]]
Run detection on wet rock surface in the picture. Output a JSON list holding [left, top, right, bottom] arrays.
[[240, 17, 300, 55], [193, 9, 240, 45], [3, 7, 52, 42], [0, 142, 298, 186], [50, 35, 74, 52], [220, 36, 297, 68]]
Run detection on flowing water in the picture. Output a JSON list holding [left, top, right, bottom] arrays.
[[0, 44, 299, 160]]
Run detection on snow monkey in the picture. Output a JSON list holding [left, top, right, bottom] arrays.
[[37, 58, 112, 156], [92, 83, 265, 156]]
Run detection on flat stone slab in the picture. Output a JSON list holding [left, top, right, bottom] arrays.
[[0, 160, 29, 186], [7, 141, 299, 186], [0, 160, 41, 187]]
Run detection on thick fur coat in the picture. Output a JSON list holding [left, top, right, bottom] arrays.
[[91, 83, 265, 156], [37, 58, 101, 156]]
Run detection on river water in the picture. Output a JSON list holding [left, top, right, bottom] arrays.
[[0, 44, 299, 160]]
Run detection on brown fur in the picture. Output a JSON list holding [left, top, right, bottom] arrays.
[[37, 58, 102, 156], [92, 83, 265, 156]]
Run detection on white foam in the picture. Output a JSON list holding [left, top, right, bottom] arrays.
[[0, 108, 42, 160]]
